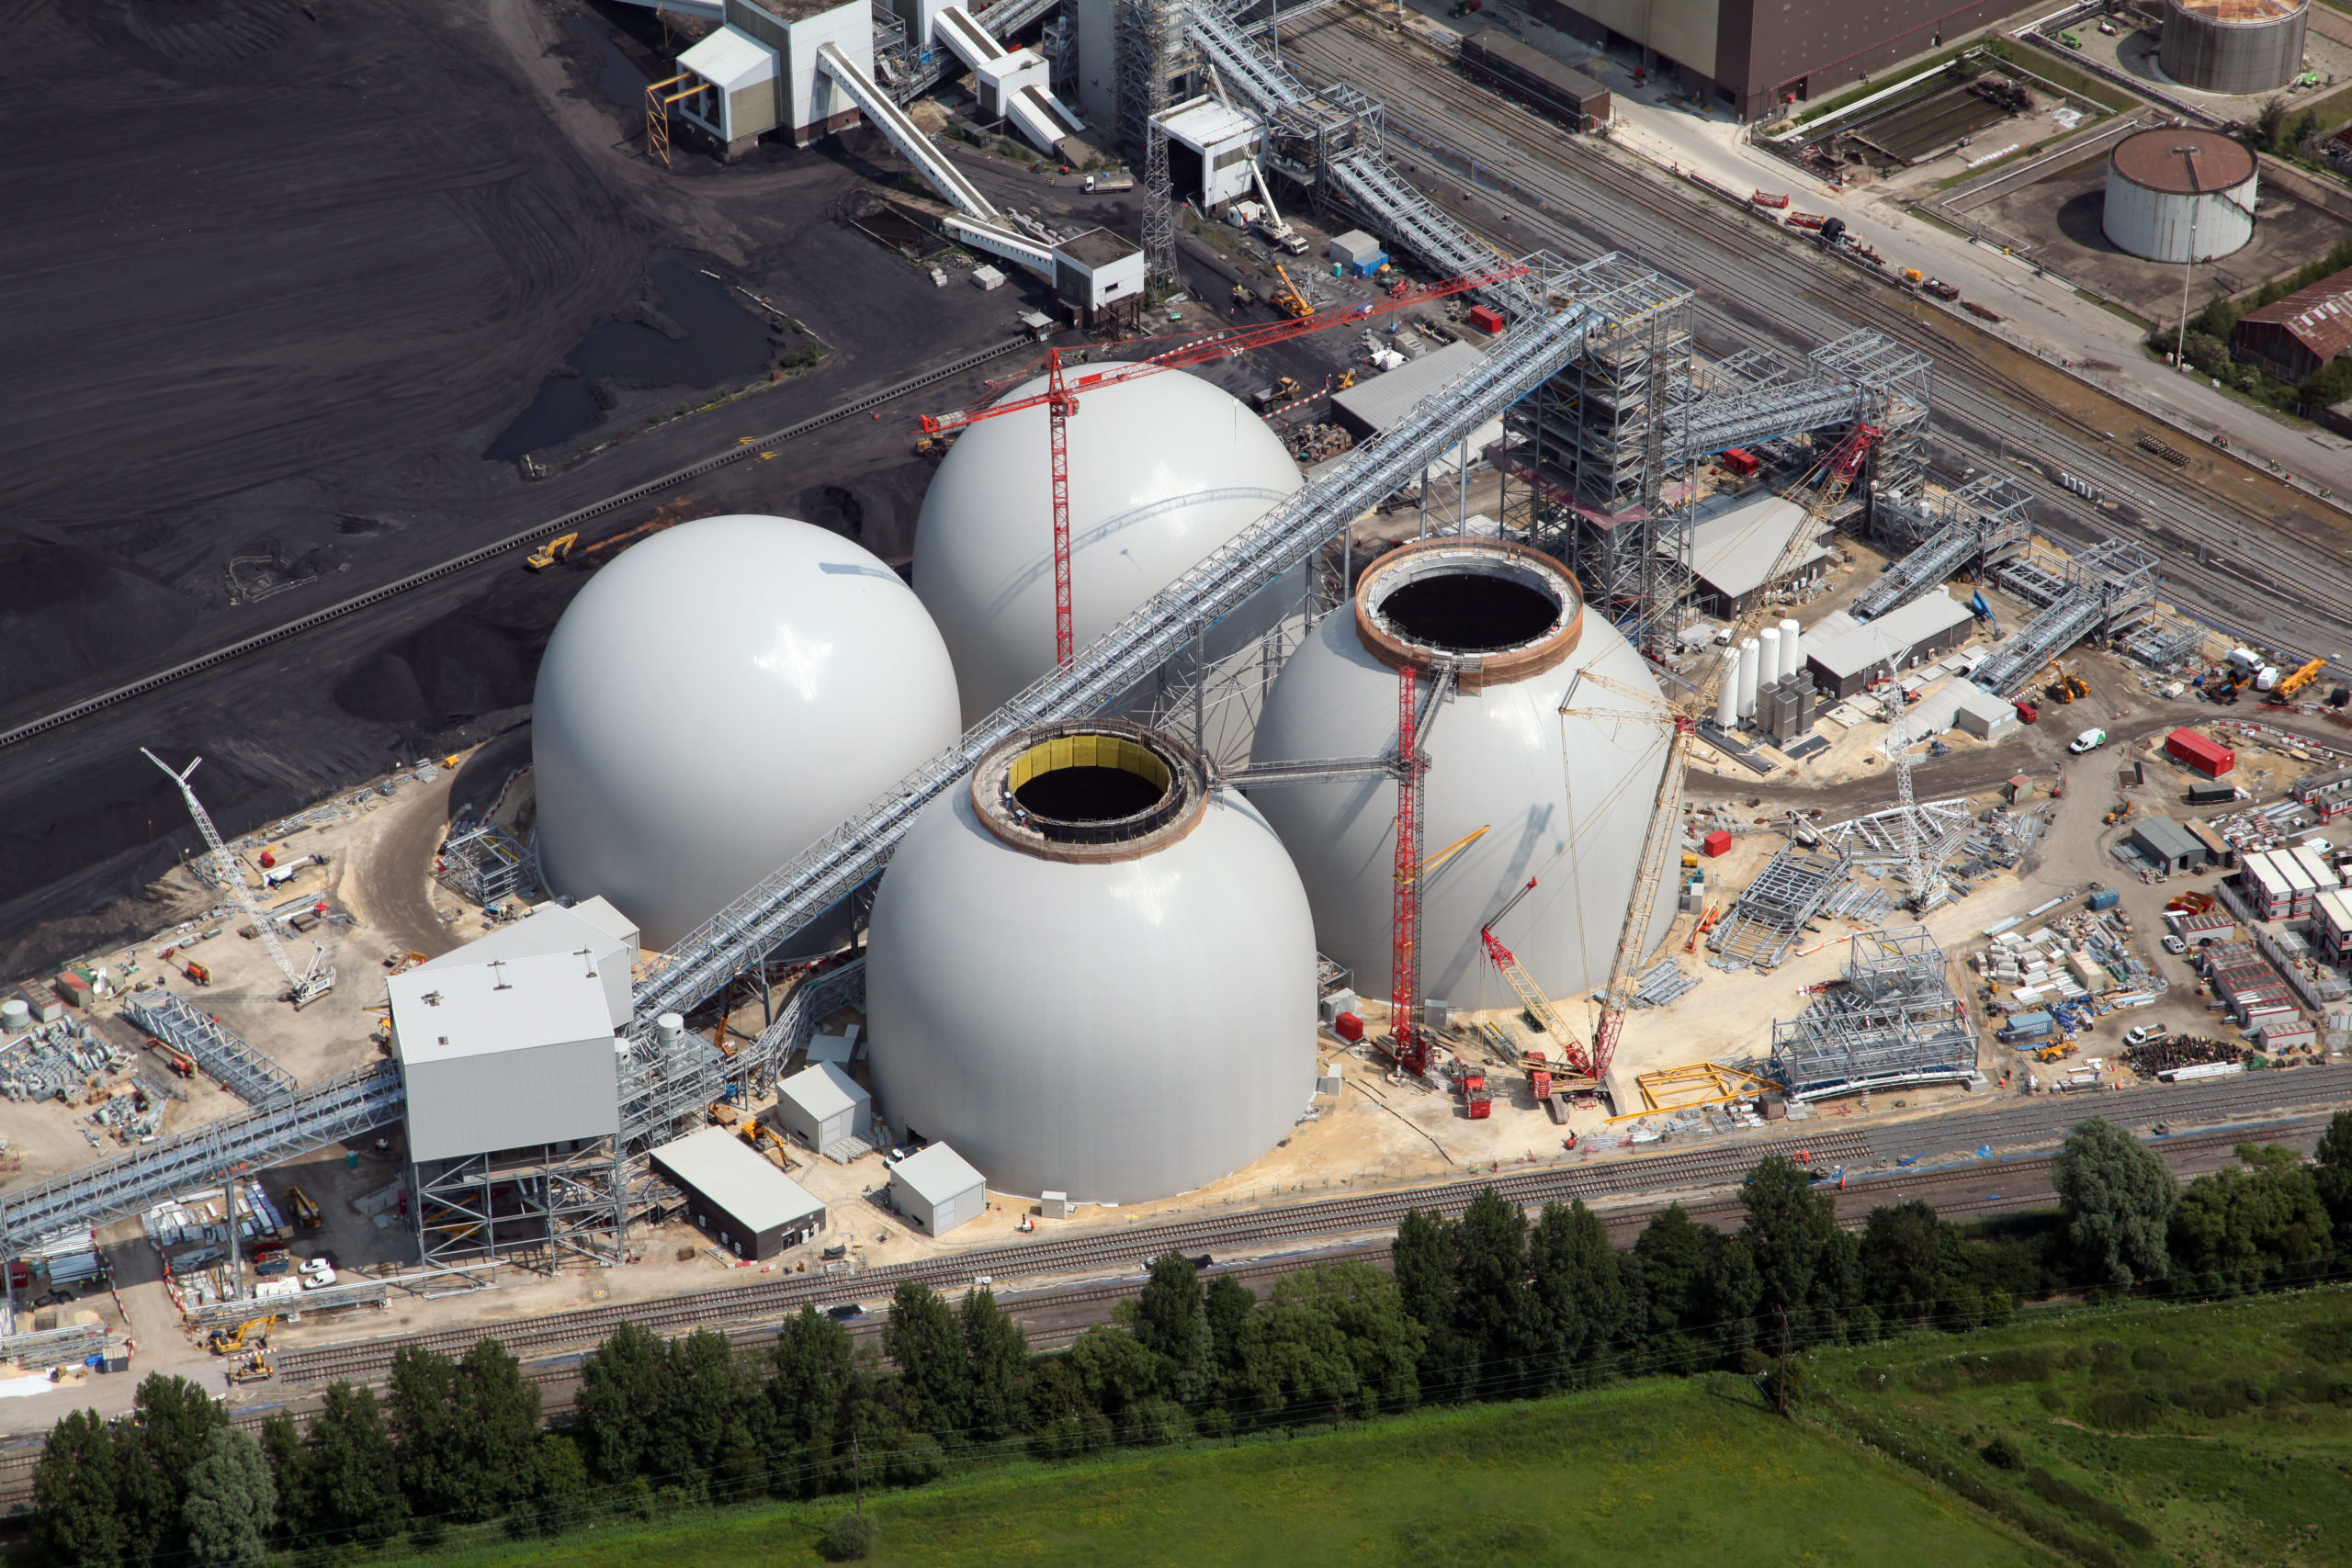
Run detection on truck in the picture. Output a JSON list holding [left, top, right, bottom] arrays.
[[1253, 218, 1309, 255], [1082, 172, 1134, 193]]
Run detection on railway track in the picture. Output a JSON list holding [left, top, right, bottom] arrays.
[[1282, 17, 2352, 659]]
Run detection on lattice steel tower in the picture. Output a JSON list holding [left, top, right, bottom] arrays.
[[1116, 0, 1191, 284]]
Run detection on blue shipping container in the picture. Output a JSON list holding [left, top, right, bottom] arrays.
[[2086, 888, 2120, 911]]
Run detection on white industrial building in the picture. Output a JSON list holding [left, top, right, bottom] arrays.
[[1153, 96, 1261, 206], [1330, 342, 1501, 474], [888, 1143, 988, 1235], [773, 1061, 873, 1158], [1051, 229, 1147, 331], [1803, 590, 1975, 699], [674, 0, 874, 156]]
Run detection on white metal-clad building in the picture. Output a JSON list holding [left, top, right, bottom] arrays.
[[888, 1143, 987, 1235], [674, 27, 781, 154], [1331, 341, 1488, 437], [1803, 590, 1975, 698], [2311, 886, 2352, 964], [774, 1061, 872, 1156], [650, 1127, 827, 1260], [1153, 96, 1261, 206], [1947, 681, 2019, 742], [417, 897, 639, 1026], [390, 952, 620, 1164]]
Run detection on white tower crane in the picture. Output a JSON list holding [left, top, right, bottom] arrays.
[[144, 749, 336, 1008], [1877, 660, 1948, 912]]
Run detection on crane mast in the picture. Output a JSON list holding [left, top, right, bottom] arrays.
[[144, 750, 335, 1008]]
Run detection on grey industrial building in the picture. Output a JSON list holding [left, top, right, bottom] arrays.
[[773, 1061, 873, 1158], [1513, 0, 2032, 123], [650, 1127, 827, 1259], [1803, 590, 1975, 698], [2132, 816, 2215, 874], [888, 1143, 987, 1235]]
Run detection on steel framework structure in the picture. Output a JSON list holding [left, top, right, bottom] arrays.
[[413, 1137, 624, 1272], [1853, 474, 2033, 620], [1770, 927, 1975, 1100], [437, 822, 530, 908], [1973, 538, 2160, 696], [123, 993, 297, 1109], [1707, 839, 1852, 971]]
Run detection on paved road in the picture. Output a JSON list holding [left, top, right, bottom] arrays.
[[1282, 17, 2352, 668]]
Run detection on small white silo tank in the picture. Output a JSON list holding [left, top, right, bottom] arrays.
[[912, 365, 1303, 728], [533, 515, 963, 948], [1737, 637, 1761, 718], [1758, 626, 1781, 694], [1714, 646, 1739, 728], [1778, 618, 1802, 681], [865, 722, 1317, 1203], [1245, 538, 1677, 1005], [2102, 128, 2256, 264]]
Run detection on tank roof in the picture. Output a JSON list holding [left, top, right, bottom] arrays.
[[1353, 537, 1584, 689], [2110, 129, 2256, 192], [2169, 0, 2303, 22], [970, 721, 1206, 863]]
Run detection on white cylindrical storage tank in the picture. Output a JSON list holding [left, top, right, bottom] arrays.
[[1757, 627, 1781, 694], [1246, 538, 1677, 1005], [1778, 618, 1802, 681], [534, 515, 963, 948], [2160, 0, 2307, 96], [1737, 637, 1761, 718], [866, 721, 1316, 1203], [2102, 128, 2256, 263], [1714, 646, 1739, 728], [912, 366, 1304, 728]]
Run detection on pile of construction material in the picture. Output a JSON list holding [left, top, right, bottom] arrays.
[[2120, 1033, 2242, 1080], [143, 1180, 295, 1312], [1628, 958, 1697, 1008], [0, 1020, 134, 1104], [1976, 902, 2164, 1021], [1284, 422, 1352, 463], [2206, 797, 2328, 852]]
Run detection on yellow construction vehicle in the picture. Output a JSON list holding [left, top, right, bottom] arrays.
[[2033, 1041, 2076, 1063], [1229, 281, 1253, 309], [525, 533, 577, 571], [741, 1119, 797, 1169], [227, 1352, 273, 1383], [282, 1185, 322, 1229], [1336, 368, 1357, 391], [2042, 660, 2089, 704], [1271, 262, 1313, 319], [2273, 656, 2330, 702], [208, 1315, 274, 1357]]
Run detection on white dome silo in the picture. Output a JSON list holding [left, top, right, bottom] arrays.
[[912, 366, 1303, 727], [865, 721, 1317, 1203], [1247, 538, 1677, 1007], [533, 514, 962, 948]]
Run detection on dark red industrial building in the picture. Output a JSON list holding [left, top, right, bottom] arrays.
[[1517, 0, 2035, 122], [2231, 266, 2352, 385]]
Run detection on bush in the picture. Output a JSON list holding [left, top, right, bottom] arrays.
[[1982, 1435, 2025, 1470], [821, 1509, 878, 1561], [2025, 1469, 2156, 1548], [2291, 1321, 2352, 1364], [2080, 1388, 2163, 1431]]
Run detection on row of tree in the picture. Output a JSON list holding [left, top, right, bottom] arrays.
[[33, 1113, 2352, 1562]]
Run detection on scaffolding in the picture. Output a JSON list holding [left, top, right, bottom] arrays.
[[436, 822, 529, 908], [1973, 538, 2160, 696], [1708, 839, 1852, 971], [1118, 0, 1191, 280], [1826, 797, 1973, 872], [123, 993, 297, 1108], [1853, 475, 2033, 620], [1770, 927, 1977, 1100], [413, 1137, 623, 1272]]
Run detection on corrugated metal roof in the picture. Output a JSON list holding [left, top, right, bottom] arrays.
[[1674, 492, 1826, 601], [779, 1061, 868, 1121], [390, 950, 615, 1066], [1331, 341, 1487, 432], [1803, 589, 1973, 679], [2313, 886, 2352, 933], [421, 898, 639, 1027], [652, 1127, 824, 1233], [2132, 815, 2204, 862], [2236, 265, 2352, 365], [892, 1142, 986, 1204]]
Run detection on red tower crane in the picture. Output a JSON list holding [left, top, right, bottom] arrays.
[[919, 264, 1532, 666], [1390, 663, 1428, 1076]]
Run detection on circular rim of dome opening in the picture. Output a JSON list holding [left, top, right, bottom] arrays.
[[2109, 129, 2256, 194], [2167, 0, 2304, 24], [971, 721, 1206, 863], [1354, 538, 1584, 690]]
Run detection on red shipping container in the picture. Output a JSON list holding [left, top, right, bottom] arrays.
[[1465, 1095, 1493, 1120], [2165, 728, 2234, 778], [1465, 304, 1506, 335], [1333, 1011, 1364, 1043], [1702, 829, 1733, 857], [1720, 447, 1760, 477]]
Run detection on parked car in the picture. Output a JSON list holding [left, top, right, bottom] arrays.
[[828, 1303, 867, 1321], [300, 1265, 338, 1290], [2124, 1023, 2170, 1046], [2161, 933, 2188, 954], [2069, 728, 2108, 753]]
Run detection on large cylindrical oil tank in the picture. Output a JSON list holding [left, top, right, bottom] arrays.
[[1246, 538, 1678, 1006], [911, 366, 1303, 728], [533, 514, 962, 948], [2103, 128, 2257, 262], [866, 721, 1317, 1203], [2160, 0, 2307, 96]]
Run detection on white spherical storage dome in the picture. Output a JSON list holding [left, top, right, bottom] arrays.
[[1248, 539, 1677, 1006], [534, 514, 962, 948], [913, 366, 1302, 727], [865, 722, 1317, 1203]]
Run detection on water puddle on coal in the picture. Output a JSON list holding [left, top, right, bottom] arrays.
[[484, 253, 771, 462]]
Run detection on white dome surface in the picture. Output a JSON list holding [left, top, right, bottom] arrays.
[[533, 514, 962, 949], [866, 770, 1317, 1204], [913, 366, 1302, 727], [1247, 559, 1677, 1008]]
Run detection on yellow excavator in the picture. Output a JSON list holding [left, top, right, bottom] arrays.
[[524, 533, 577, 571], [208, 1315, 274, 1357]]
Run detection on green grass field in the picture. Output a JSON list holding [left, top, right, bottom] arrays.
[[405, 1380, 2045, 1568], [1809, 1290, 2352, 1568]]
